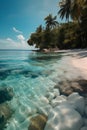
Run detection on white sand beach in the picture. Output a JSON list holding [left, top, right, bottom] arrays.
[[58, 49, 87, 80], [69, 49, 87, 79], [72, 57, 87, 78]]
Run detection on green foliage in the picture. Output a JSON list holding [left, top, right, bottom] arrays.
[[44, 14, 58, 30], [58, 0, 71, 21], [27, 0, 87, 50]]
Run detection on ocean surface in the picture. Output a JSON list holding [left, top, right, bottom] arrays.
[[0, 50, 63, 130], [0, 50, 62, 95]]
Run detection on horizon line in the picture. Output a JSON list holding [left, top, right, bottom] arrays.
[[0, 49, 38, 51]]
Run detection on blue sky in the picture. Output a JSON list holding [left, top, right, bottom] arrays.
[[0, 0, 61, 50]]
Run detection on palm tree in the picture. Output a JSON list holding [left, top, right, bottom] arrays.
[[58, 0, 71, 22], [58, 0, 85, 23], [44, 14, 58, 30], [58, 0, 87, 47], [36, 25, 43, 33], [70, 0, 83, 23]]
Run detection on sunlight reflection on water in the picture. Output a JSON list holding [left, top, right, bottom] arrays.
[[0, 50, 83, 130]]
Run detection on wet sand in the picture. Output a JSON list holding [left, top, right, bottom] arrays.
[[69, 50, 87, 79]]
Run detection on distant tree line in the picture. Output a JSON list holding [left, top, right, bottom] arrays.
[[27, 0, 87, 50]]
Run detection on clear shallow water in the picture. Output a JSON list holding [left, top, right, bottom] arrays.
[[0, 50, 62, 94], [0, 50, 62, 130]]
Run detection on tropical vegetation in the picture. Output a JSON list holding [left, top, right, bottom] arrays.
[[27, 0, 87, 51]]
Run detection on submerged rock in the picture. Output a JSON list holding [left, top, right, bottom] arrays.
[[83, 117, 87, 126], [45, 92, 56, 101], [84, 105, 87, 116], [37, 105, 52, 116], [53, 88, 60, 97], [28, 114, 47, 130], [54, 79, 87, 96], [45, 103, 83, 130], [81, 126, 87, 130], [0, 103, 13, 130], [67, 92, 85, 116], [51, 95, 67, 107], [54, 80, 73, 96], [0, 87, 14, 104]]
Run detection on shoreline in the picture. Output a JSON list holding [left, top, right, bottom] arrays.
[[57, 49, 87, 80], [44, 50, 87, 130], [68, 49, 87, 79], [72, 57, 87, 79]]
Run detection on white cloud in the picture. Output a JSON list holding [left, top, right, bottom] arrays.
[[17, 34, 25, 41], [17, 34, 26, 47], [0, 36, 36, 50], [13, 27, 22, 33], [6, 38, 13, 41], [0, 38, 18, 49], [6, 37, 15, 43]]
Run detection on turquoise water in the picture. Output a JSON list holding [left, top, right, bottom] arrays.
[[0, 50, 61, 96], [0, 50, 62, 130]]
